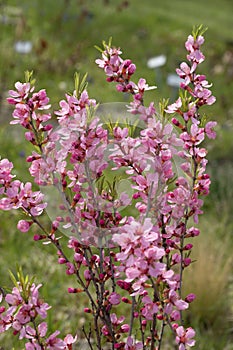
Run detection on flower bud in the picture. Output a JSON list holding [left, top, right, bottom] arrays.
[[58, 257, 67, 264], [84, 308, 92, 313], [184, 243, 193, 250], [183, 258, 192, 267], [17, 220, 33, 233], [121, 297, 132, 304], [68, 287, 83, 293], [120, 324, 130, 333], [34, 234, 46, 241], [185, 293, 196, 303], [0, 306, 5, 314]]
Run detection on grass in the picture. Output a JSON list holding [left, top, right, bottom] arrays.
[[1, 0, 233, 119], [183, 219, 233, 349], [0, 0, 233, 348]]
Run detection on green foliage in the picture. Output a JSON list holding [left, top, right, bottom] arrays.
[[191, 24, 208, 40], [74, 72, 89, 98], [8, 266, 36, 302]]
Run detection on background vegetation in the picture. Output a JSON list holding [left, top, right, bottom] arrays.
[[0, 0, 232, 349]]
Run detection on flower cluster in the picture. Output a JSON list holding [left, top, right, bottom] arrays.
[[0, 27, 217, 349], [0, 158, 47, 231], [0, 281, 76, 349], [96, 42, 156, 121]]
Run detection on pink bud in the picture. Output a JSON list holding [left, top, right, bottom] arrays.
[[133, 192, 140, 199], [184, 243, 193, 250], [172, 323, 179, 330], [183, 258, 192, 267], [74, 253, 83, 263], [0, 306, 5, 314], [120, 324, 130, 333], [185, 293, 196, 303], [157, 314, 163, 320], [68, 287, 83, 293], [17, 220, 33, 233], [116, 84, 124, 92], [128, 63, 136, 75], [122, 297, 132, 304], [66, 262, 75, 275], [117, 280, 131, 291], [33, 234, 46, 241], [84, 269, 91, 281], [58, 258, 67, 264], [84, 308, 92, 313], [43, 124, 53, 131], [170, 310, 180, 321]]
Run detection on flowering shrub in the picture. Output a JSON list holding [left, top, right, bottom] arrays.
[[0, 26, 217, 349]]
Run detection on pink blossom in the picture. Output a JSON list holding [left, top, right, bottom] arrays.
[[167, 290, 189, 312], [175, 326, 196, 349], [5, 287, 23, 306], [64, 333, 77, 348], [10, 103, 31, 127], [124, 336, 143, 350], [165, 97, 182, 114], [31, 89, 50, 110], [38, 322, 48, 337], [45, 330, 66, 349], [0, 158, 14, 184], [205, 121, 217, 139], [141, 295, 158, 320], [108, 292, 121, 305], [7, 82, 33, 104]]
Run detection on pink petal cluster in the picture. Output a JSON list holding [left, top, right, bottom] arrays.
[[0, 161, 47, 230], [0, 283, 77, 349], [96, 43, 156, 122]]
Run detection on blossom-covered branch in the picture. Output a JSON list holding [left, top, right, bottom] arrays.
[[0, 26, 217, 349]]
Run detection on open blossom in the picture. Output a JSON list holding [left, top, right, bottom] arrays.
[[165, 97, 182, 114], [0, 175, 47, 217], [0, 158, 14, 187], [108, 292, 121, 305], [205, 121, 217, 139], [7, 82, 34, 104], [0, 281, 76, 349], [175, 326, 196, 350], [64, 333, 77, 348], [124, 336, 143, 350], [185, 34, 205, 64], [141, 295, 158, 320]]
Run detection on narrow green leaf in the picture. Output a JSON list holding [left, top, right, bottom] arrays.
[[8, 270, 18, 288], [94, 45, 104, 53]]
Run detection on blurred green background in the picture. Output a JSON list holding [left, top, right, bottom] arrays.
[[0, 0, 233, 349]]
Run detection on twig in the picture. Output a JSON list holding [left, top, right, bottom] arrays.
[[82, 324, 94, 350]]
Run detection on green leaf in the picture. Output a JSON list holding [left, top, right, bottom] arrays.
[[74, 72, 89, 98], [24, 70, 36, 85], [192, 25, 208, 40], [8, 269, 18, 288]]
